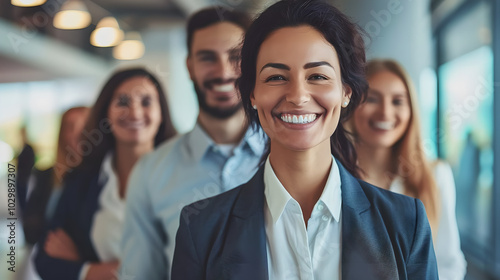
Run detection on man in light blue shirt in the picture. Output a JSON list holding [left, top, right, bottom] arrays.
[[119, 7, 265, 280]]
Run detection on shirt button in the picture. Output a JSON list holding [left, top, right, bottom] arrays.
[[317, 204, 324, 211], [322, 215, 329, 221]]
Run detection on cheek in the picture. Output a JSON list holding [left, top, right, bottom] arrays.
[[313, 85, 343, 113], [356, 104, 375, 120], [107, 107, 117, 122], [400, 110, 412, 129], [195, 64, 214, 80], [352, 107, 372, 134]]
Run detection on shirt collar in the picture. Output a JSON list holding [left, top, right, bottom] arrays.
[[187, 123, 267, 163], [186, 123, 213, 163], [98, 152, 115, 185], [264, 155, 342, 224], [243, 125, 267, 156], [264, 157, 292, 225], [321, 157, 342, 222]]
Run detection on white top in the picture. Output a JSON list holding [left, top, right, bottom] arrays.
[[264, 156, 342, 280], [91, 153, 125, 261], [79, 153, 124, 280], [390, 161, 467, 280]]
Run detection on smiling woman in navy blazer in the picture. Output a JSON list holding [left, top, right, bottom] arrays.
[[172, 0, 438, 279]]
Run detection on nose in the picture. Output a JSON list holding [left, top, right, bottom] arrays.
[[215, 56, 237, 80], [286, 79, 310, 106], [127, 100, 143, 120], [378, 98, 393, 119]]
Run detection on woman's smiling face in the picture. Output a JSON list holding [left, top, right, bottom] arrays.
[[252, 25, 351, 152], [352, 70, 411, 149]]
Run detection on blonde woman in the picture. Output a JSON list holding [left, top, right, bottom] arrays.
[[350, 59, 466, 280]]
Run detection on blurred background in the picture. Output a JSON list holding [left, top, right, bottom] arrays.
[[0, 0, 498, 279]]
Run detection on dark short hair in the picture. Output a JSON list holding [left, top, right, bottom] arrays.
[[238, 0, 368, 177], [78, 67, 176, 172], [186, 6, 252, 55]]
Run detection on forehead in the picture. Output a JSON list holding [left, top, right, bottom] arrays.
[[191, 22, 244, 53], [368, 71, 407, 96], [257, 26, 339, 68], [113, 76, 157, 96]]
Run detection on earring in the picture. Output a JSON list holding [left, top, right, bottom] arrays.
[[252, 104, 257, 110], [343, 101, 349, 107]]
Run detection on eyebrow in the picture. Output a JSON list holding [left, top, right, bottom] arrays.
[[260, 63, 290, 73], [260, 61, 334, 73], [196, 48, 241, 57], [195, 50, 216, 57], [368, 89, 408, 98], [304, 61, 334, 69]]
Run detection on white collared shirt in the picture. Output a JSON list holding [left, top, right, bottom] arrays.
[[264, 156, 342, 280]]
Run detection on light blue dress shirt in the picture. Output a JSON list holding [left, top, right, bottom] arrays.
[[120, 124, 266, 280]]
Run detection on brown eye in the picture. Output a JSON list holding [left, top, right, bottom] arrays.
[[366, 96, 378, 103], [265, 75, 286, 82], [393, 99, 404, 106], [117, 96, 130, 107], [308, 74, 328, 80], [199, 54, 216, 62], [142, 96, 152, 107]]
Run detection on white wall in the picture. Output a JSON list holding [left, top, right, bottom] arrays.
[[336, 0, 433, 90]]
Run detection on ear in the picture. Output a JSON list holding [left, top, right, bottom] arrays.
[[186, 56, 194, 80], [250, 92, 256, 108], [343, 84, 353, 103]]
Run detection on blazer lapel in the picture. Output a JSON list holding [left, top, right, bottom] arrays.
[[338, 160, 398, 280], [218, 167, 269, 280]]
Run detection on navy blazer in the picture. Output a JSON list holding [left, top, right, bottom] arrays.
[[172, 159, 438, 280], [34, 165, 105, 280]]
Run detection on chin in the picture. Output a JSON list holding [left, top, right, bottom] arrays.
[[368, 139, 397, 149], [277, 137, 325, 152]]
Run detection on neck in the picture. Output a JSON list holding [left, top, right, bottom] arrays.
[[269, 140, 332, 224], [356, 142, 396, 189], [197, 109, 248, 144], [113, 142, 153, 198]]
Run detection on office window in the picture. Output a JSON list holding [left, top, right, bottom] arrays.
[[436, 0, 497, 275]]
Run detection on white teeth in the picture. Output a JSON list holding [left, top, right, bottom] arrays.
[[280, 114, 317, 124], [213, 84, 234, 92], [123, 122, 145, 128], [373, 121, 394, 130]]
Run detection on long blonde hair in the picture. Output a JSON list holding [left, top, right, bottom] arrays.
[[363, 59, 441, 234]]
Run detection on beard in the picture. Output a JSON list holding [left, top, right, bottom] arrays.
[[193, 78, 243, 119]]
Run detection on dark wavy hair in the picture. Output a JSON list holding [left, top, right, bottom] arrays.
[[238, 0, 368, 177], [186, 6, 252, 56], [77, 67, 176, 172]]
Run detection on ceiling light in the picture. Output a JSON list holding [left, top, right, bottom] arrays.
[[113, 32, 145, 60], [90, 17, 123, 47], [53, 0, 91, 30], [11, 0, 46, 7]]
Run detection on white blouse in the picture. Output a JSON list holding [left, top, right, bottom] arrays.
[[263, 156, 342, 280], [91, 153, 125, 261], [390, 161, 466, 280], [79, 154, 124, 280]]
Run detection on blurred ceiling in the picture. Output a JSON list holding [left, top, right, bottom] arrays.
[[0, 0, 268, 83]]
